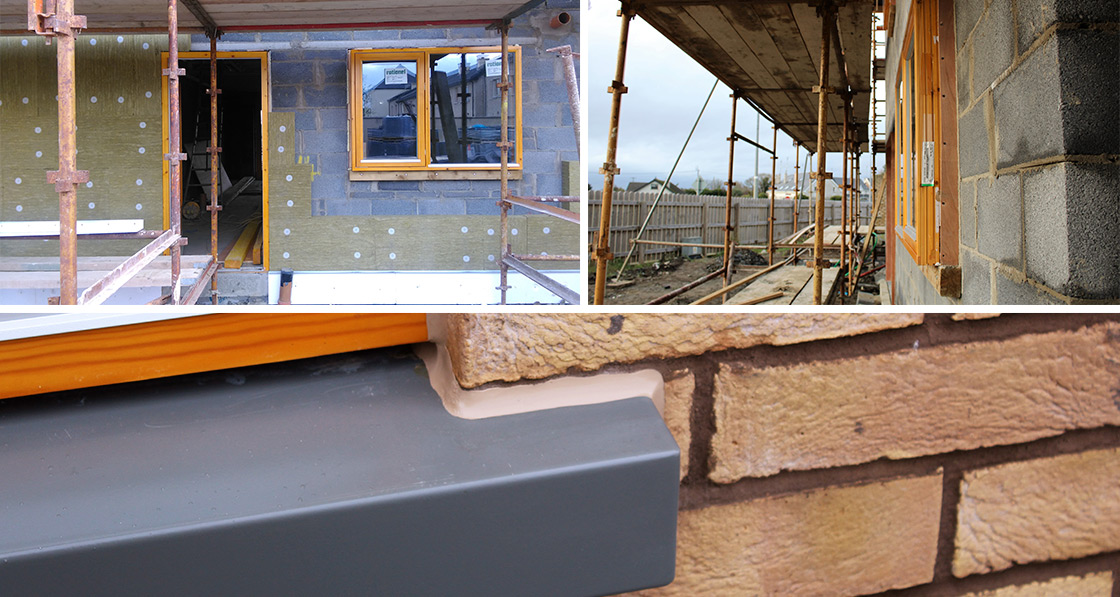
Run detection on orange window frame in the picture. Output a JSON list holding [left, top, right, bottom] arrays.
[[347, 46, 523, 173], [893, 0, 943, 266]]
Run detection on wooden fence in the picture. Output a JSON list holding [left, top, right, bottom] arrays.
[[588, 191, 870, 262]]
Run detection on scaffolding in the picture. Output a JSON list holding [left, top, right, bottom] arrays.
[[593, 0, 875, 306]]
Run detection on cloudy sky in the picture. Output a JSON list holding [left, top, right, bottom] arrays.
[[586, 2, 882, 191]]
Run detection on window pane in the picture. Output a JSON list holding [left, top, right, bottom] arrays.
[[428, 52, 516, 165], [361, 60, 420, 162]]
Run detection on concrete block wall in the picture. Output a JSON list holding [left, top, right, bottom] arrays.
[[954, 0, 1120, 303], [212, 0, 579, 218], [443, 314, 1120, 595]]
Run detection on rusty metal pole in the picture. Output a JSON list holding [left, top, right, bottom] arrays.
[[207, 35, 222, 304], [593, 5, 634, 305], [722, 92, 738, 301], [793, 143, 800, 231], [499, 24, 511, 304], [768, 123, 777, 265], [44, 0, 88, 305], [166, 0, 185, 304], [841, 97, 849, 284], [813, 3, 835, 305]]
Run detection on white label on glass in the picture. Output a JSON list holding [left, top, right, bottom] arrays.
[[486, 60, 502, 78], [921, 141, 935, 187], [385, 67, 408, 85]]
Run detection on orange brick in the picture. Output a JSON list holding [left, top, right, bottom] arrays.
[[663, 369, 694, 481], [954, 448, 1120, 577], [961, 572, 1113, 597], [638, 474, 942, 596], [711, 322, 1120, 481], [444, 314, 924, 388]]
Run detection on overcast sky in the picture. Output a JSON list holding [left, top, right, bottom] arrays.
[[586, 3, 882, 191]]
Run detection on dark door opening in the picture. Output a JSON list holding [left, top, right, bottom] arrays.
[[178, 58, 263, 267]]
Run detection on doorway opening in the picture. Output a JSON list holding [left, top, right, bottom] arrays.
[[164, 53, 268, 270]]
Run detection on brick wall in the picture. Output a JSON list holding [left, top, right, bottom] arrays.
[[953, 0, 1120, 304], [446, 314, 1120, 595]]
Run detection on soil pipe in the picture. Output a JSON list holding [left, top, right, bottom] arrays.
[[813, 3, 835, 305], [593, 6, 634, 305], [546, 45, 580, 153], [499, 24, 510, 304], [208, 35, 221, 304], [721, 92, 738, 303], [167, 0, 184, 304], [647, 266, 725, 305], [50, 0, 85, 305], [768, 123, 777, 265], [550, 12, 571, 28]]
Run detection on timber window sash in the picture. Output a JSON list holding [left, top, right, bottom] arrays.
[[348, 47, 522, 172]]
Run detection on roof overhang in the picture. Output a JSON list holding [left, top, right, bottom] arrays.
[[0, 0, 546, 35], [628, 0, 872, 153]]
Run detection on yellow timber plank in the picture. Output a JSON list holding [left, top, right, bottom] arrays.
[[0, 313, 429, 400], [224, 222, 260, 270]]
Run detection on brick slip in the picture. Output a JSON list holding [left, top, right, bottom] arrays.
[[639, 474, 942, 596], [953, 447, 1120, 577], [663, 369, 694, 481], [443, 314, 925, 388], [710, 321, 1120, 481], [961, 572, 1113, 597]]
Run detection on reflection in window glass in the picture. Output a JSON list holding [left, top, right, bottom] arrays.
[[428, 52, 517, 165], [361, 60, 419, 162]]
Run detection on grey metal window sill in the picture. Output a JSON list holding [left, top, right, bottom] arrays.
[[0, 347, 679, 596]]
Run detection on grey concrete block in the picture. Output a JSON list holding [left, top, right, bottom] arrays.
[[1057, 29, 1120, 156], [993, 35, 1063, 168], [369, 199, 418, 215], [957, 46, 972, 113], [271, 61, 313, 86], [319, 61, 347, 86], [311, 199, 326, 216], [421, 180, 471, 193], [522, 104, 559, 128], [323, 198, 372, 216], [312, 174, 347, 200], [995, 271, 1061, 304], [971, 1, 1015, 91], [317, 108, 347, 131], [301, 130, 346, 154], [536, 127, 576, 152], [270, 50, 304, 62], [465, 199, 502, 216], [220, 33, 257, 42], [536, 173, 563, 196], [304, 85, 346, 108], [960, 179, 978, 249], [1022, 163, 1070, 293], [522, 150, 558, 173], [401, 29, 447, 40], [955, 0, 988, 50], [348, 191, 395, 200], [379, 181, 420, 191], [293, 110, 316, 131], [272, 86, 301, 109], [308, 31, 352, 41], [957, 102, 990, 178], [418, 199, 467, 215], [470, 181, 501, 194], [522, 58, 557, 80], [354, 30, 402, 41], [960, 247, 993, 304], [306, 50, 348, 62], [538, 80, 571, 104], [316, 152, 349, 173], [260, 32, 305, 43], [976, 173, 1022, 267], [1017, 0, 1120, 53], [1061, 162, 1120, 298]]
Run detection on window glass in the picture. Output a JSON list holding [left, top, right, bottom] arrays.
[[360, 60, 420, 162], [428, 52, 516, 165]]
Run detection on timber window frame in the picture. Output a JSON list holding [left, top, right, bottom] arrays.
[[348, 46, 522, 174], [892, 0, 959, 287]]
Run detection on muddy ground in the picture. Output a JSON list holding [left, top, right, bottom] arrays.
[[590, 251, 774, 305]]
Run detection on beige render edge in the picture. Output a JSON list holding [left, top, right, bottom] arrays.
[[418, 314, 666, 420]]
